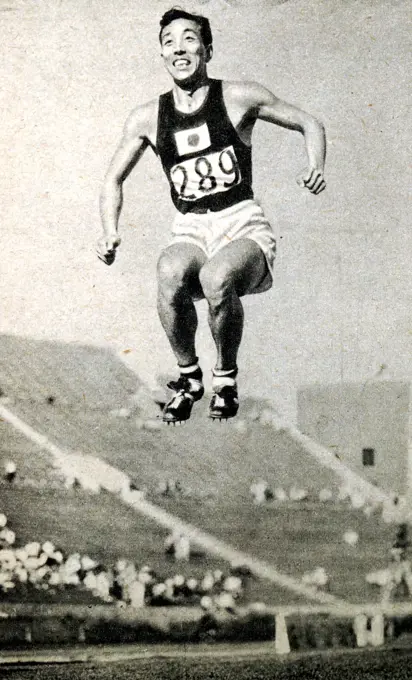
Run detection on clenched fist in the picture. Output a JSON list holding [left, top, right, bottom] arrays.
[[296, 167, 326, 195], [96, 234, 122, 266]]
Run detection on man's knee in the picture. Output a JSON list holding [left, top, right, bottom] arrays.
[[157, 252, 190, 294], [199, 262, 235, 304], [200, 240, 267, 302]]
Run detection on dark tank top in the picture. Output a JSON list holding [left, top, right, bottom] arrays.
[[156, 79, 253, 214]]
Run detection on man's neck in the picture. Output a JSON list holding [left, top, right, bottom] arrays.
[[172, 75, 211, 114]]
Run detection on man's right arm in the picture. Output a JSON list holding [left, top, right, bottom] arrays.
[[97, 102, 155, 265]]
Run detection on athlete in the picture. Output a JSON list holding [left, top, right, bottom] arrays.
[[98, 8, 327, 424]]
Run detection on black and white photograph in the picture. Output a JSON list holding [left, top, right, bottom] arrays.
[[1, 0, 411, 677]]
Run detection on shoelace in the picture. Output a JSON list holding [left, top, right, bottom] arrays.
[[213, 385, 238, 397], [168, 392, 193, 409], [212, 394, 226, 407], [167, 376, 192, 393]]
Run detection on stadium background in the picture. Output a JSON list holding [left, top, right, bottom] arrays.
[[1, 0, 411, 421]]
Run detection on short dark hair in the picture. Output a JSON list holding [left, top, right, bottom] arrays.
[[159, 8, 213, 48]]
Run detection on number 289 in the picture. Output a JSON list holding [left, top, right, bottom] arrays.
[[171, 147, 241, 200]]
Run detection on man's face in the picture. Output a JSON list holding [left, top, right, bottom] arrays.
[[160, 19, 211, 84]]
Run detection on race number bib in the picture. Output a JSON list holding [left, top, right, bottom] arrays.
[[170, 146, 242, 202]]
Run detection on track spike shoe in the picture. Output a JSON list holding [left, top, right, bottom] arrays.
[[162, 372, 204, 424], [209, 384, 239, 421]]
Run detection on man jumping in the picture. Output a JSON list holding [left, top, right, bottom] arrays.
[[98, 8, 326, 424]]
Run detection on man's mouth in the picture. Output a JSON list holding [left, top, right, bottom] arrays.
[[173, 59, 191, 68]]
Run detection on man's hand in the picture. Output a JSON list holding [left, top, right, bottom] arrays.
[[96, 233, 122, 266], [296, 167, 326, 195]]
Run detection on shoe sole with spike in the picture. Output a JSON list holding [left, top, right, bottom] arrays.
[[208, 390, 239, 422], [162, 388, 204, 424]]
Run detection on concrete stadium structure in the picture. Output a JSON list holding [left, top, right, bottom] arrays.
[[297, 381, 412, 496]]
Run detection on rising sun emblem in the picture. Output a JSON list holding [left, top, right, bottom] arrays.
[[187, 133, 200, 147]]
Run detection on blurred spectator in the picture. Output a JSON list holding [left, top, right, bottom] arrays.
[[250, 480, 274, 504], [129, 580, 145, 608], [319, 488, 333, 502], [380, 523, 412, 603], [200, 571, 215, 594], [349, 490, 366, 510], [382, 495, 407, 525], [289, 485, 308, 502], [4, 461, 17, 484], [174, 535, 190, 561], [274, 487, 288, 501], [223, 575, 243, 598], [158, 479, 184, 497], [215, 591, 237, 613], [343, 530, 359, 546], [302, 567, 329, 589], [165, 532, 191, 562], [0, 528, 16, 546]]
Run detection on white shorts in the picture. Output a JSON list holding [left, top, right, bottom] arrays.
[[170, 199, 276, 294]]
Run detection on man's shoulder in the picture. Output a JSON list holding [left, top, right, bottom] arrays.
[[222, 79, 272, 108], [125, 97, 159, 137]]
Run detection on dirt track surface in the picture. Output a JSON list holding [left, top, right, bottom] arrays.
[[1, 647, 412, 680]]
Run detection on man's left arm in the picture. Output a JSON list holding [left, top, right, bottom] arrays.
[[246, 82, 327, 195]]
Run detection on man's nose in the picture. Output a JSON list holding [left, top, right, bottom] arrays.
[[173, 46, 186, 55]]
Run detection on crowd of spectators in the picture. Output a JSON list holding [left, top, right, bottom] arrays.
[[0, 510, 251, 612], [2, 455, 412, 607]]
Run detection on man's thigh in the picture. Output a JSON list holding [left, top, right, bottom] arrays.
[[201, 238, 268, 297], [157, 243, 207, 299]]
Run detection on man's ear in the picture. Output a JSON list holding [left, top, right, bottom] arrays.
[[206, 45, 213, 63]]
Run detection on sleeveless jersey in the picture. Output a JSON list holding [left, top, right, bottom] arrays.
[[156, 79, 253, 214]]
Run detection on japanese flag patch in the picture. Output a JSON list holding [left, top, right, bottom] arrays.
[[174, 123, 211, 157]]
